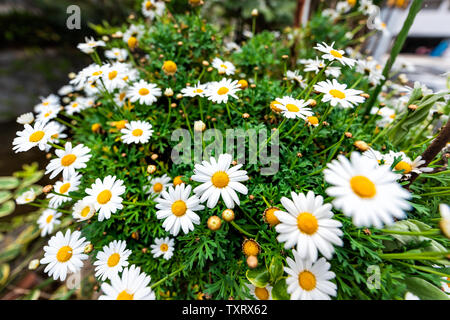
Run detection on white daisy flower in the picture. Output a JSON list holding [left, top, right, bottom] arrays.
[[36, 105, 60, 123], [314, 42, 356, 67], [205, 78, 241, 104], [324, 152, 412, 228], [141, 0, 165, 20], [439, 204, 450, 238], [40, 229, 89, 281], [47, 173, 82, 208], [314, 79, 365, 109], [285, 250, 337, 300], [356, 59, 384, 85], [301, 58, 341, 78], [77, 36, 106, 54], [120, 120, 153, 144], [94, 240, 132, 281], [374, 107, 396, 127], [16, 112, 34, 125], [45, 142, 91, 180], [101, 62, 130, 91], [45, 122, 68, 152], [386, 151, 433, 178], [12, 121, 58, 153], [150, 237, 175, 260], [274, 191, 343, 262], [16, 189, 36, 204], [123, 24, 145, 45], [146, 174, 171, 198], [155, 184, 204, 236], [211, 57, 236, 75], [191, 153, 249, 209], [37, 209, 62, 237], [275, 96, 313, 120], [65, 97, 90, 115], [127, 79, 161, 105], [83, 175, 126, 221], [362, 148, 389, 167], [181, 82, 207, 98], [246, 284, 273, 300], [99, 265, 155, 300], [58, 85, 74, 96], [34, 94, 60, 113], [105, 48, 128, 62], [72, 200, 96, 222], [286, 70, 306, 88], [336, 1, 351, 14]]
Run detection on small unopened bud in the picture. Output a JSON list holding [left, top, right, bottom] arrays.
[[408, 104, 418, 111], [147, 165, 157, 174], [249, 195, 255, 200], [237, 79, 248, 89], [194, 120, 206, 132], [84, 243, 94, 254], [171, 102, 177, 108], [246, 255, 258, 269], [222, 209, 235, 222], [131, 231, 139, 240], [28, 259, 40, 270], [242, 113, 250, 119], [297, 152, 303, 157], [345, 132, 353, 138], [281, 54, 289, 60], [202, 60, 209, 66], [250, 84, 256, 88], [151, 154, 159, 160], [164, 88, 174, 97], [354, 140, 369, 151], [177, 41, 183, 46], [307, 99, 317, 107], [360, 93, 370, 99], [68, 72, 76, 79], [207, 215, 222, 231], [176, 93, 183, 99], [207, 67, 213, 72], [251, 8, 259, 17], [142, 247, 148, 254], [102, 35, 109, 42], [91, 123, 101, 133], [42, 185, 53, 193], [173, 176, 184, 186]]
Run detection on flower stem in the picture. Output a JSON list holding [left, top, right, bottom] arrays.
[[150, 265, 186, 289], [230, 221, 256, 238]]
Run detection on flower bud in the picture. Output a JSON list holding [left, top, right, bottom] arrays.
[[207, 216, 222, 231], [222, 209, 235, 222]]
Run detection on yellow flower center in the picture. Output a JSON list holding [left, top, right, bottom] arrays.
[[44, 112, 51, 117], [389, 114, 396, 119], [264, 207, 280, 226], [171, 200, 187, 217], [160, 243, 169, 252], [109, 70, 118, 80], [92, 71, 102, 76], [59, 183, 71, 194], [330, 49, 343, 58], [298, 271, 316, 291], [329, 89, 346, 99], [220, 64, 228, 69], [107, 253, 121, 267], [243, 240, 260, 256], [119, 92, 126, 101], [145, 1, 154, 10], [254, 287, 269, 300], [163, 61, 177, 74], [117, 290, 134, 300], [72, 103, 78, 108], [307, 116, 319, 125], [97, 190, 112, 204], [127, 36, 138, 49], [194, 89, 203, 93], [29, 130, 45, 143], [297, 212, 318, 235], [61, 154, 77, 167], [350, 176, 376, 198], [211, 171, 229, 188], [46, 215, 53, 224], [56, 246, 73, 263], [139, 88, 150, 96], [153, 182, 163, 193], [286, 104, 300, 112], [80, 206, 91, 217], [238, 79, 248, 89], [394, 161, 412, 174], [132, 128, 143, 137], [217, 87, 229, 95]]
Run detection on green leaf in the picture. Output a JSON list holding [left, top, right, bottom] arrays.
[[0, 263, 10, 286], [0, 177, 19, 190], [405, 277, 449, 300], [269, 256, 284, 283], [271, 278, 290, 300], [0, 191, 12, 204], [18, 171, 44, 189], [0, 200, 15, 218], [0, 244, 21, 264], [246, 267, 270, 288]]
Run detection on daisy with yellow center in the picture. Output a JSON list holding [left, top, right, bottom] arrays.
[[72, 200, 95, 221], [12, 121, 58, 153], [150, 237, 175, 260], [146, 174, 171, 198], [37, 209, 62, 237], [120, 120, 153, 144], [275, 96, 313, 120], [246, 284, 273, 300], [274, 191, 343, 262], [285, 249, 337, 300], [16, 189, 36, 204], [155, 184, 204, 236], [386, 151, 432, 178], [93, 240, 132, 281], [34, 94, 60, 113], [127, 79, 161, 105], [324, 152, 412, 228], [40, 229, 89, 281], [83, 175, 126, 221], [314, 42, 356, 67], [123, 24, 145, 47], [205, 78, 241, 104], [45, 142, 91, 180], [47, 173, 82, 208], [191, 153, 249, 209], [77, 36, 105, 54], [65, 97, 89, 116], [314, 79, 365, 109], [373, 106, 396, 127], [99, 265, 155, 300], [101, 62, 131, 91], [141, 0, 165, 20], [181, 82, 207, 98], [36, 105, 60, 123], [211, 57, 236, 75], [162, 60, 177, 76], [105, 48, 128, 62]]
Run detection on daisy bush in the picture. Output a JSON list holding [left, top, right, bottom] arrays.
[[11, 0, 450, 300]]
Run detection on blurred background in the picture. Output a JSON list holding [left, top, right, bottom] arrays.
[[0, 0, 449, 299]]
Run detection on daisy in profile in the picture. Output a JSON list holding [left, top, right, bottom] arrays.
[[314, 42, 356, 67], [285, 250, 337, 300], [286, 70, 306, 88], [45, 142, 91, 179], [374, 107, 396, 127], [275, 96, 313, 120], [314, 79, 365, 109], [274, 191, 343, 262], [83, 175, 126, 221], [47, 173, 82, 208], [211, 58, 236, 75], [99, 265, 155, 300], [146, 174, 171, 198], [72, 200, 96, 222], [127, 80, 161, 105], [16, 112, 34, 125], [356, 58, 384, 86], [386, 151, 432, 178], [181, 82, 207, 98], [16, 189, 36, 204], [45, 122, 68, 152], [205, 78, 241, 104], [40, 229, 89, 281], [362, 148, 389, 166], [12, 121, 58, 153], [94, 240, 132, 281], [37, 209, 62, 237], [120, 120, 153, 144], [246, 284, 273, 300], [141, 0, 165, 20], [77, 36, 105, 54], [155, 184, 204, 236], [191, 153, 249, 209], [150, 237, 175, 260], [324, 152, 412, 228], [302, 58, 341, 78], [105, 48, 128, 62]]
